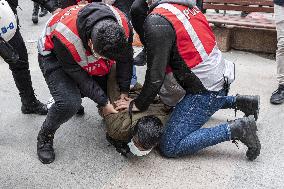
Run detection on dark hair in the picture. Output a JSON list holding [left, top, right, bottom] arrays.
[[133, 115, 164, 150], [91, 19, 132, 61]]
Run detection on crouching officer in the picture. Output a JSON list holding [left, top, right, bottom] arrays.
[[37, 2, 133, 164], [0, 0, 60, 115], [116, 0, 261, 161]]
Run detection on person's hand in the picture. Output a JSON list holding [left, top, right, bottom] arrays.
[[114, 97, 140, 112], [119, 93, 129, 100], [102, 101, 118, 116], [52, 8, 62, 15]]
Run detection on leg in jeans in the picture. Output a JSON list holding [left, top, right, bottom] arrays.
[[275, 5, 284, 85], [39, 55, 82, 133], [160, 90, 236, 157]]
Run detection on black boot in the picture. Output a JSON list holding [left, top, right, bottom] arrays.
[[133, 49, 146, 66], [32, 3, 39, 24], [37, 129, 55, 164], [39, 7, 48, 17], [11, 69, 48, 115], [229, 116, 261, 161], [76, 105, 85, 116], [21, 99, 48, 115], [235, 95, 260, 121]]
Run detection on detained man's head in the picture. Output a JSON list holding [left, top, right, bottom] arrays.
[[128, 115, 164, 156], [90, 19, 132, 62]]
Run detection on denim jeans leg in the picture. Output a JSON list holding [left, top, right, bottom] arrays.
[[160, 91, 232, 158], [39, 55, 82, 132], [131, 66, 137, 87]]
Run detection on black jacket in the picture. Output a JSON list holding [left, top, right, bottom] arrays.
[[52, 3, 133, 106], [7, 0, 58, 13], [274, 0, 284, 6], [134, 0, 209, 111]]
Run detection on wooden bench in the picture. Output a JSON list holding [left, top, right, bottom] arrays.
[[203, 0, 275, 29], [202, 0, 276, 53]]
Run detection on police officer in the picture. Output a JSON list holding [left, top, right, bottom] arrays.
[[0, 0, 59, 115], [37, 2, 133, 164], [116, 0, 261, 161]]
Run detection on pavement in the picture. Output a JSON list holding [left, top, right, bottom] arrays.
[[0, 1, 283, 189]]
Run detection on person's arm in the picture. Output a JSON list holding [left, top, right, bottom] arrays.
[[116, 26, 134, 95], [133, 15, 175, 111], [52, 37, 108, 107]]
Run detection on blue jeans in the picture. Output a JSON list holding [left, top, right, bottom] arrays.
[[160, 90, 236, 157], [131, 66, 137, 86]]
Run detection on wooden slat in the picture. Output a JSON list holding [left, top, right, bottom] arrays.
[[206, 15, 276, 29], [203, 0, 273, 6], [203, 4, 274, 13]]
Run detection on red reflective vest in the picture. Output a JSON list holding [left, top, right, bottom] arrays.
[[39, 4, 130, 76], [151, 3, 234, 91]]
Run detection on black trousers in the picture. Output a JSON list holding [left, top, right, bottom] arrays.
[[39, 54, 82, 133], [7, 28, 37, 104], [39, 54, 107, 133], [130, 0, 148, 45]]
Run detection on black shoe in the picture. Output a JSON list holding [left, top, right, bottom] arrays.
[[32, 3, 39, 24], [39, 8, 48, 17], [229, 116, 261, 161], [76, 105, 85, 115], [37, 130, 55, 164], [235, 95, 260, 121], [133, 49, 146, 66], [21, 99, 48, 115], [270, 85, 284, 105]]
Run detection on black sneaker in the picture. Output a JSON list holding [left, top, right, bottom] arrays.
[[21, 99, 48, 115], [37, 130, 55, 164], [270, 85, 284, 105], [229, 116, 261, 161]]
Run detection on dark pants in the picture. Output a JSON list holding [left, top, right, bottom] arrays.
[[39, 54, 82, 133], [7, 28, 37, 104], [130, 0, 148, 44], [38, 54, 107, 133]]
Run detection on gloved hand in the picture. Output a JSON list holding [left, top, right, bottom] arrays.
[[0, 37, 19, 64]]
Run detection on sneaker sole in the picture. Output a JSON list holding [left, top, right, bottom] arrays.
[[270, 98, 284, 105]]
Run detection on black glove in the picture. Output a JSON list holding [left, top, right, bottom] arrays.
[[0, 37, 19, 64]]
